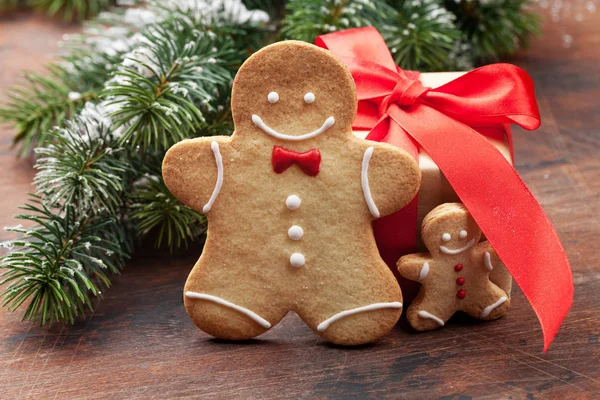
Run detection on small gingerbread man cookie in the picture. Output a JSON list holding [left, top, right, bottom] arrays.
[[397, 203, 510, 331], [162, 41, 421, 345]]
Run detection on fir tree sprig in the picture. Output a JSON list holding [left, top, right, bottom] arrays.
[[0, 0, 113, 21], [382, 0, 466, 71], [129, 173, 206, 251], [32, 0, 113, 22], [1, 1, 271, 324], [0, 198, 128, 324], [33, 109, 128, 214], [443, 0, 541, 62], [0, 43, 125, 157], [281, 0, 396, 43], [102, 25, 243, 150], [0, 68, 96, 157]]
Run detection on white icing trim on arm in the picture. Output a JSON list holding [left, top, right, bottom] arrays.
[[419, 262, 430, 280], [484, 251, 494, 271], [439, 238, 475, 255], [317, 302, 402, 332], [202, 141, 224, 213], [417, 310, 445, 326], [480, 296, 507, 318], [361, 147, 380, 218], [185, 291, 271, 328], [251, 114, 334, 141]]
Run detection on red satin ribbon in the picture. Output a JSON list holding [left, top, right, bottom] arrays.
[[272, 146, 321, 176], [316, 27, 573, 351]]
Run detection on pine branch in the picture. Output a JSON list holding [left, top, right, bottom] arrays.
[[102, 24, 244, 151], [382, 0, 467, 71], [33, 107, 129, 214], [0, 46, 124, 157], [1, 2, 271, 324], [0, 69, 96, 158], [443, 0, 541, 62], [129, 171, 206, 251], [243, 0, 286, 22], [33, 0, 113, 21], [281, 0, 396, 43], [1, 105, 130, 324], [1, 197, 128, 324]]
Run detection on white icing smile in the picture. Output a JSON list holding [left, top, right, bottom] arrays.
[[251, 114, 335, 141], [439, 238, 475, 255]]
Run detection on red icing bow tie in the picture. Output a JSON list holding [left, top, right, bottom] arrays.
[[272, 146, 321, 177]]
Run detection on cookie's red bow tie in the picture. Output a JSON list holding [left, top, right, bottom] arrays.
[[272, 146, 321, 177]]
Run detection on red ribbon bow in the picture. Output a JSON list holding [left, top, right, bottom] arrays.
[[272, 146, 321, 177], [316, 27, 573, 351]]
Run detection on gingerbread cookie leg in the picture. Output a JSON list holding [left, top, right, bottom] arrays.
[[296, 260, 403, 346], [184, 257, 287, 341], [406, 291, 456, 331], [184, 289, 285, 340], [462, 283, 510, 321]]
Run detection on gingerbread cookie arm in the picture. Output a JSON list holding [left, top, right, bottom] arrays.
[[397, 254, 432, 282], [473, 241, 513, 296], [359, 141, 421, 218], [472, 241, 504, 272], [162, 136, 231, 213]]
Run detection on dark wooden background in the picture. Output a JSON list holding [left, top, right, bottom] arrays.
[[1, 10, 599, 400]]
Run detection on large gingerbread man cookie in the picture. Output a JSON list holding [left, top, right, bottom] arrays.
[[397, 203, 510, 331], [162, 41, 421, 345]]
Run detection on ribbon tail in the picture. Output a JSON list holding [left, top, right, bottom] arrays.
[[390, 105, 573, 351]]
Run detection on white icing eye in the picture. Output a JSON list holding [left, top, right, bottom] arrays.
[[267, 92, 279, 104], [459, 230, 468, 239], [304, 92, 315, 104], [442, 233, 451, 242]]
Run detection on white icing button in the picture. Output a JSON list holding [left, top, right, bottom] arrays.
[[288, 225, 304, 240], [459, 230, 468, 239], [304, 92, 315, 103], [268, 92, 279, 104], [290, 253, 305, 268], [286, 195, 301, 210], [442, 233, 451, 242]]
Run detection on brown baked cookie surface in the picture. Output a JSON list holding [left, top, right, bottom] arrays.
[[162, 41, 421, 345], [397, 203, 510, 331]]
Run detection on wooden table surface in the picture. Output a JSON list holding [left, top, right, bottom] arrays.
[[1, 11, 599, 400]]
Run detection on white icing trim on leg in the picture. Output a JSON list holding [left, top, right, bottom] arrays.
[[484, 251, 494, 271], [185, 291, 271, 329], [202, 141, 224, 213], [361, 147, 380, 218], [417, 310, 445, 326], [317, 302, 402, 332], [480, 296, 508, 318], [419, 262, 430, 280]]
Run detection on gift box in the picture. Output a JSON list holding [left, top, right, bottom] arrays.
[[355, 71, 513, 249], [354, 71, 514, 297], [316, 27, 573, 350]]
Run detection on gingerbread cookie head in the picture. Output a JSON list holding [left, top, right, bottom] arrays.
[[231, 41, 357, 143], [422, 203, 482, 258]]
